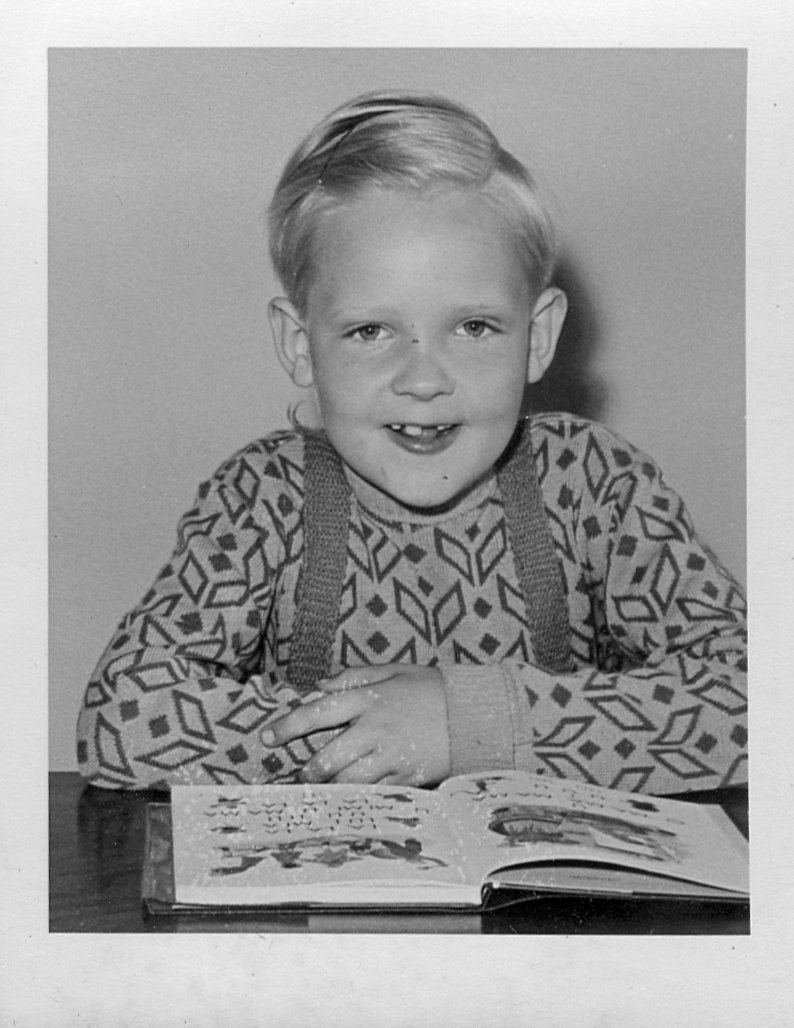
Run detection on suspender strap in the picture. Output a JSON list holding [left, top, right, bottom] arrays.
[[287, 420, 573, 691], [496, 421, 574, 673], [286, 431, 352, 694]]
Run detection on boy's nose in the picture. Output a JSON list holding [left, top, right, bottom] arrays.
[[390, 339, 454, 399]]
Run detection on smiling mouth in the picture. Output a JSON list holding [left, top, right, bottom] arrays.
[[385, 423, 460, 454], [387, 423, 456, 438]]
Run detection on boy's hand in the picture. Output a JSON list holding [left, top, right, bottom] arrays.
[[261, 664, 451, 786]]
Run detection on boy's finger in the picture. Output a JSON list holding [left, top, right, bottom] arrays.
[[318, 664, 399, 692], [260, 692, 358, 746], [300, 732, 379, 784], [329, 753, 393, 785]]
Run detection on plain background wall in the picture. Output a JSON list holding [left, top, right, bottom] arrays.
[[49, 48, 746, 770]]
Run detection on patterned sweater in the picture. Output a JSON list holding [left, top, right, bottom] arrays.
[[76, 413, 747, 794]]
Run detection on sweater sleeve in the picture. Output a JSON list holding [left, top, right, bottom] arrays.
[[76, 450, 332, 789], [439, 437, 747, 795]]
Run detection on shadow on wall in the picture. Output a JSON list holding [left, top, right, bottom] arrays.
[[525, 256, 607, 422]]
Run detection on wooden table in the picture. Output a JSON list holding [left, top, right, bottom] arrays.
[[49, 772, 749, 934]]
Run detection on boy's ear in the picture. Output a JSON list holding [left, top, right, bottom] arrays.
[[527, 287, 567, 384], [268, 297, 314, 388]]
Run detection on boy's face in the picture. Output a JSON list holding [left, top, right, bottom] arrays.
[[273, 187, 564, 510]]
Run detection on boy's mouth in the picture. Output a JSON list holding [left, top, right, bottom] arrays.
[[385, 423, 459, 455]]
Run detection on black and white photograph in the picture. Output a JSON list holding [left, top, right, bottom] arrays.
[[49, 44, 748, 908], [3, 5, 793, 1025]]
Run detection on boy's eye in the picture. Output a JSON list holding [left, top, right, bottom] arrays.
[[459, 319, 492, 338], [348, 323, 387, 342]]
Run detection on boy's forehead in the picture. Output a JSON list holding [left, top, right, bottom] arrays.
[[308, 187, 528, 301]]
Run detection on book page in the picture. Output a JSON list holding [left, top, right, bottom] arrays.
[[490, 863, 746, 901], [171, 784, 470, 905], [438, 772, 748, 894]]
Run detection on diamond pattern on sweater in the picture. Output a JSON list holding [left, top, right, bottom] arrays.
[[433, 582, 467, 644], [394, 579, 432, 643], [216, 698, 276, 734], [338, 574, 358, 624], [650, 546, 678, 616], [233, 458, 261, 506], [688, 676, 747, 714], [173, 690, 216, 742], [76, 414, 747, 794], [586, 695, 657, 731], [535, 751, 598, 784], [371, 536, 403, 583], [636, 507, 686, 543], [137, 738, 215, 771], [475, 522, 509, 584], [583, 434, 609, 498], [534, 715, 594, 747], [126, 659, 186, 693], [435, 527, 475, 585], [94, 713, 136, 778], [650, 706, 700, 746], [609, 766, 655, 792], [650, 749, 717, 780], [495, 575, 530, 627]]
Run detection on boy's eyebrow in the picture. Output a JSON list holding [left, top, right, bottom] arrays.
[[326, 302, 519, 322], [449, 303, 516, 317], [323, 306, 396, 325]]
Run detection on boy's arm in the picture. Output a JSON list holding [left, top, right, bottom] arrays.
[[76, 450, 331, 789], [440, 436, 747, 795]]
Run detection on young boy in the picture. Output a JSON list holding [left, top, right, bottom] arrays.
[[76, 91, 747, 795]]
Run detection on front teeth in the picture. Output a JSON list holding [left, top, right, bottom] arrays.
[[389, 424, 452, 436]]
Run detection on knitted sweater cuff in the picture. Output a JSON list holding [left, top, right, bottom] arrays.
[[438, 664, 515, 775]]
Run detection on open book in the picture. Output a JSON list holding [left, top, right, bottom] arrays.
[[149, 771, 748, 911]]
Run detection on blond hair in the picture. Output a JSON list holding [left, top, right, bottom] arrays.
[[268, 91, 557, 315]]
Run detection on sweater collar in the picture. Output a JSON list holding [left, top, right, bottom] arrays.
[[341, 462, 498, 528]]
